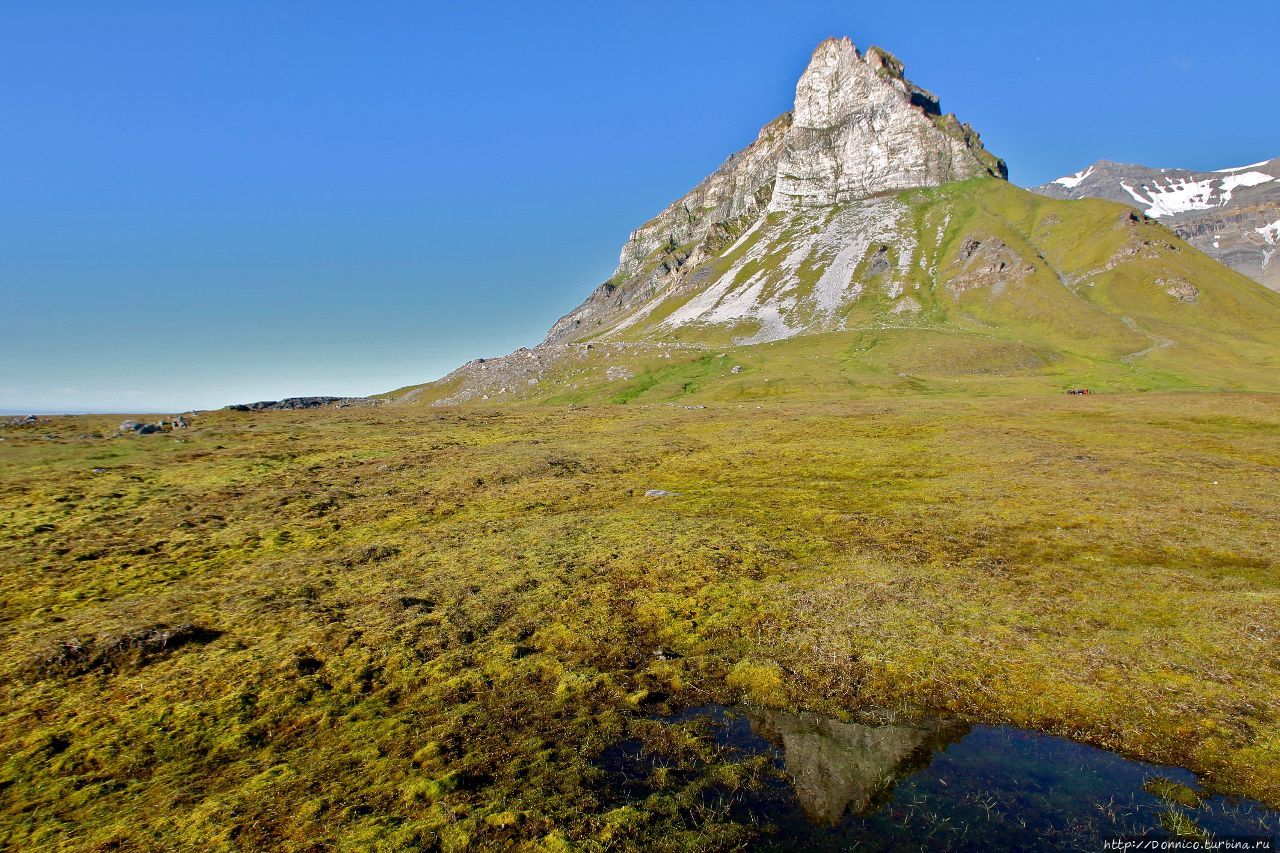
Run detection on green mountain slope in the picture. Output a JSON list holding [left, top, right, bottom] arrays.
[[388, 179, 1280, 406]]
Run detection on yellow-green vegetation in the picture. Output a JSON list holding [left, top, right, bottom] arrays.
[[1144, 777, 1205, 809], [1, 392, 1278, 849]]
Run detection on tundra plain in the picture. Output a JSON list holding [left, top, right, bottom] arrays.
[[2, 392, 1277, 849]]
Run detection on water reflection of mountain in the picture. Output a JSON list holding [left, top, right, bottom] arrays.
[[746, 708, 969, 825]]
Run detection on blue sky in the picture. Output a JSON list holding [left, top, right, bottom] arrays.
[[2, 1, 1275, 412]]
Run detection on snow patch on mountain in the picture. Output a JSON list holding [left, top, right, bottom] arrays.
[[1121, 178, 1216, 217], [1219, 171, 1274, 204], [1258, 219, 1280, 245], [1215, 160, 1273, 173], [1256, 220, 1280, 270], [1031, 155, 1280, 289], [1119, 169, 1274, 218], [1053, 166, 1095, 188]]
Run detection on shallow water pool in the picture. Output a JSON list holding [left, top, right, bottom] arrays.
[[601, 705, 1278, 850]]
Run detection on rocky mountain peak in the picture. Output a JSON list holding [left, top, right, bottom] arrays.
[[791, 37, 866, 128], [772, 37, 1005, 211], [793, 38, 936, 128], [389, 43, 1280, 408], [539, 38, 1008, 345]]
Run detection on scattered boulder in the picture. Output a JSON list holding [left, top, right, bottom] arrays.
[[864, 245, 892, 277], [644, 489, 679, 498], [731, 365, 744, 374], [1157, 277, 1199, 303], [119, 420, 163, 435]]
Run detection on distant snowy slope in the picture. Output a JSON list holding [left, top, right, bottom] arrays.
[[1031, 157, 1280, 290]]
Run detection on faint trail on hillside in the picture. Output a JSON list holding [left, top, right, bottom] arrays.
[[1120, 316, 1175, 362]]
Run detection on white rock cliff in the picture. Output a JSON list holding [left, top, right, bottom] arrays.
[[773, 39, 1000, 210]]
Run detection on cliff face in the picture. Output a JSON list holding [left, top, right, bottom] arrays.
[[1031, 157, 1280, 291], [772, 40, 1004, 211], [544, 37, 1005, 345]]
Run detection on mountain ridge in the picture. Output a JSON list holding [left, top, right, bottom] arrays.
[[1030, 156, 1280, 291]]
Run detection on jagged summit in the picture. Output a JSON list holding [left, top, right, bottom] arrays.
[[544, 37, 1005, 346], [776, 37, 1005, 210], [386, 40, 1280, 407]]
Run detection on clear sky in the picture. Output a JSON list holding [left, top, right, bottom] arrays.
[[2, 1, 1276, 412]]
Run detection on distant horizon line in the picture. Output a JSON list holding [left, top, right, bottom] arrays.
[[1, 407, 204, 417]]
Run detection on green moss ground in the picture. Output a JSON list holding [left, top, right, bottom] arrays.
[[2, 393, 1278, 849]]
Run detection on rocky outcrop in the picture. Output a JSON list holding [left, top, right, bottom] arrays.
[[772, 40, 1004, 211], [946, 236, 1036, 297], [225, 396, 378, 412], [543, 114, 792, 344], [544, 37, 1005, 345], [1157, 277, 1199, 303], [1031, 157, 1280, 290], [118, 417, 189, 435]]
